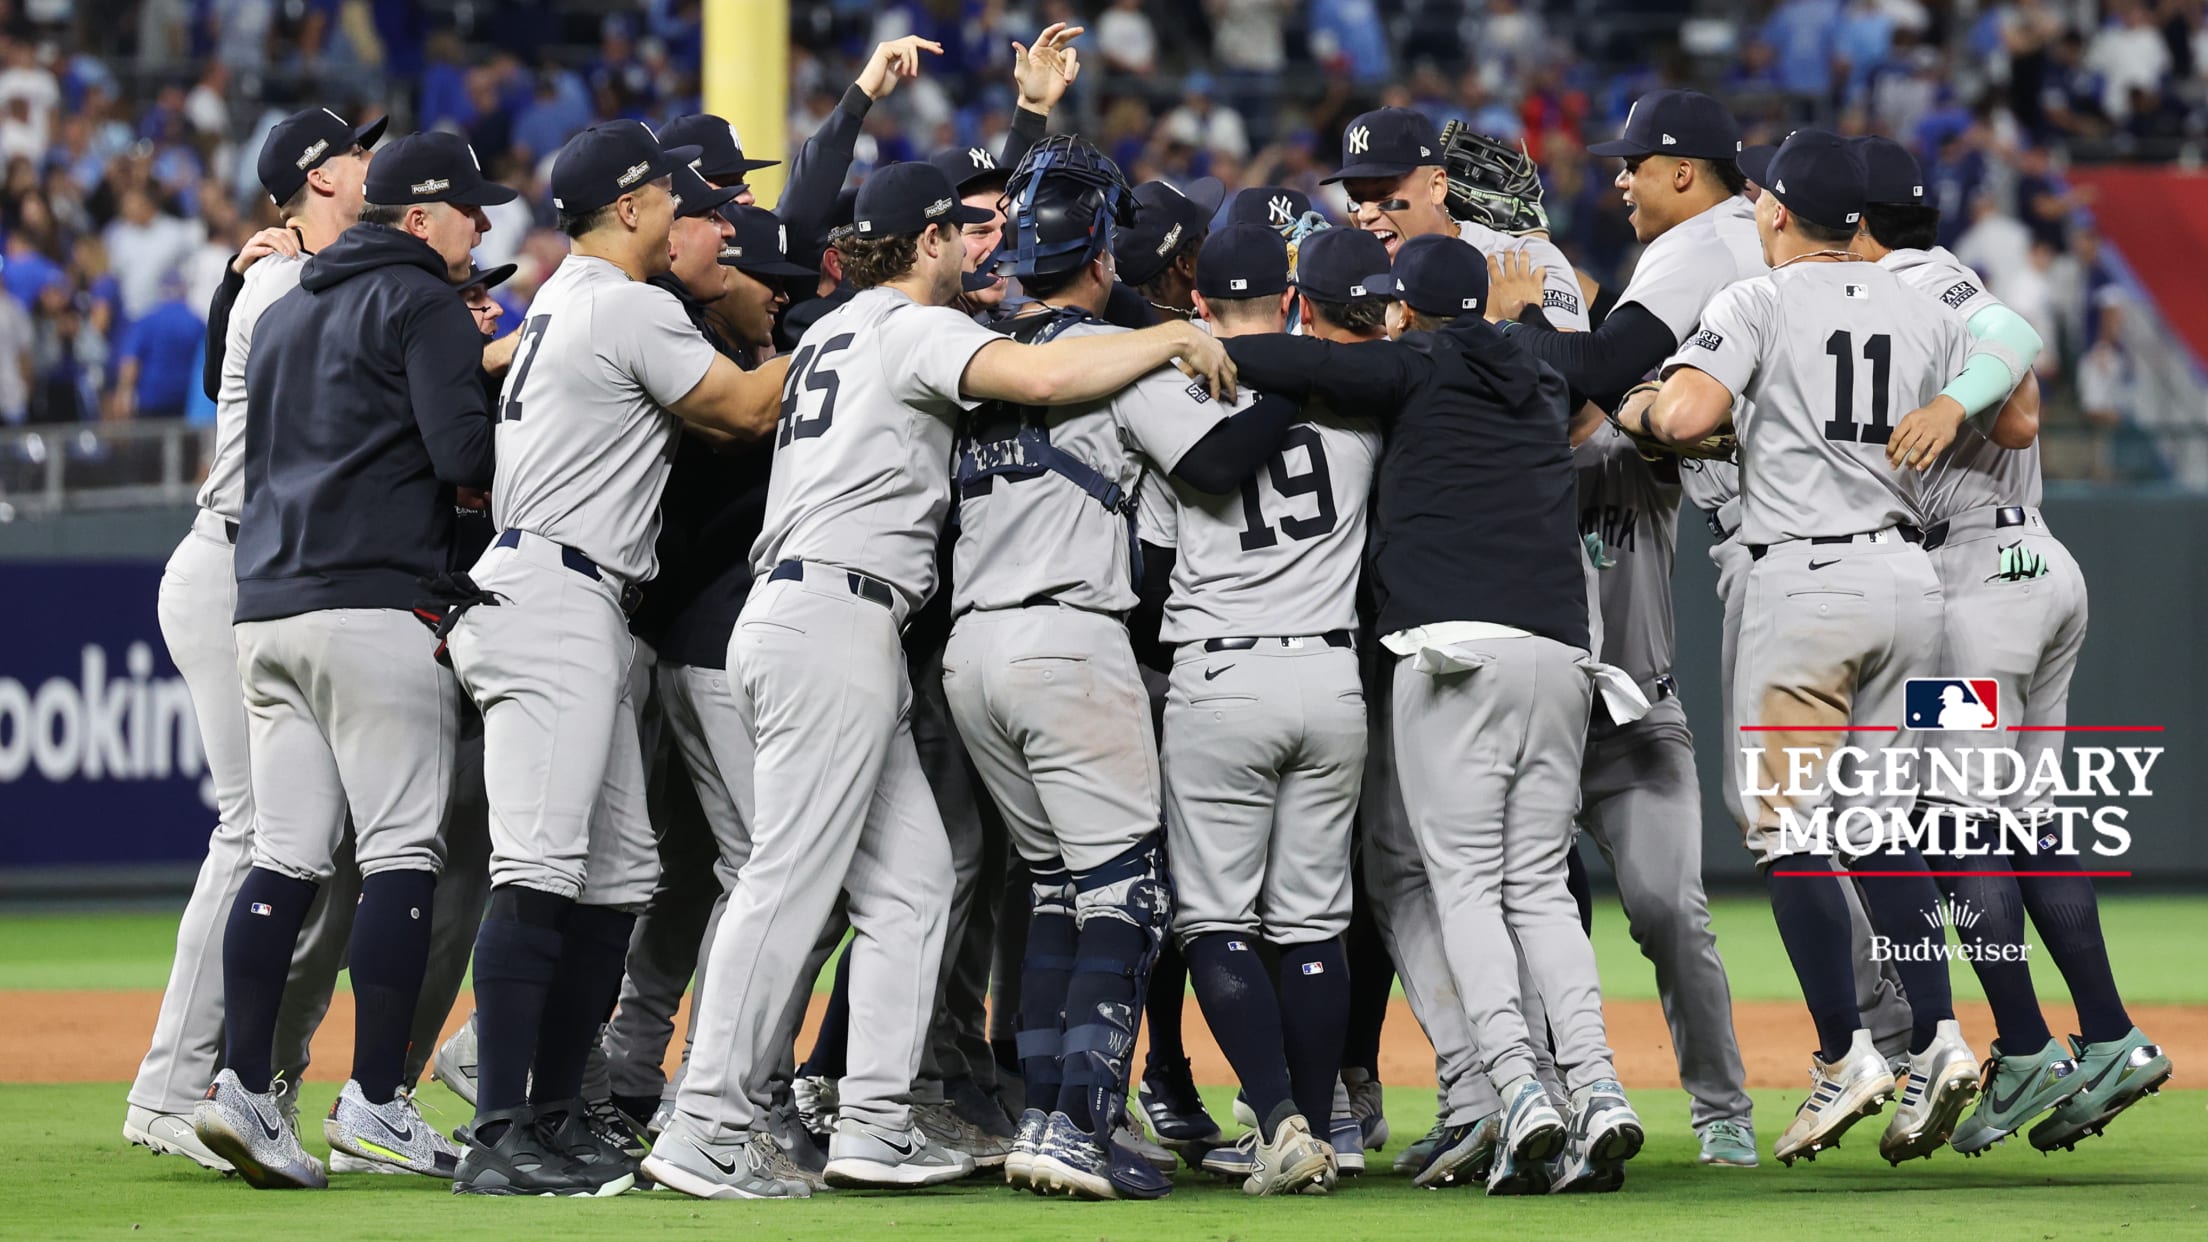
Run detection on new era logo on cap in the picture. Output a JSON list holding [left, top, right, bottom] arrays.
[[1904, 677, 2000, 731], [1662, 132, 1677, 145]]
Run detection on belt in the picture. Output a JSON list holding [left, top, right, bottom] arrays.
[[1202, 630, 1354, 653], [1748, 524, 1921, 561], [496, 528, 644, 615], [769, 559, 894, 610], [1921, 505, 2031, 551]]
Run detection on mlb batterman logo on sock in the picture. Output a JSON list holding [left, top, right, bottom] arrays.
[[1905, 677, 2000, 730]]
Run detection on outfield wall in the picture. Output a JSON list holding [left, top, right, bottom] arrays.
[[3, 494, 2202, 894]]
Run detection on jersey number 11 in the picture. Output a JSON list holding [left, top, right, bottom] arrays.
[[1822, 329, 1893, 446]]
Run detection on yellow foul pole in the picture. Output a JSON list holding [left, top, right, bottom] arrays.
[[703, 0, 789, 207]]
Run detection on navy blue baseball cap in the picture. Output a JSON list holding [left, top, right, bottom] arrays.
[[1293, 227, 1392, 302], [1739, 128, 1868, 231], [1195, 222, 1289, 300], [1587, 89, 1743, 161], [929, 144, 1014, 196], [1114, 177, 1226, 286], [1229, 186, 1314, 235], [851, 161, 992, 238], [458, 262, 517, 291], [718, 205, 816, 276], [363, 131, 518, 208], [551, 121, 702, 214], [1365, 233, 1487, 317], [659, 114, 779, 183], [1324, 108, 1442, 184], [259, 107, 387, 206], [671, 164, 742, 220], [1853, 135, 1924, 206]]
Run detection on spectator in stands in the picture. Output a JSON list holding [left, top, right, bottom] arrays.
[[0, 283, 31, 424], [1955, 190, 2036, 295], [1310, 0, 1393, 85], [1163, 71, 1250, 161], [1096, 0, 1158, 77], [109, 270, 203, 421], [29, 273, 99, 424], [2087, 0, 2173, 120], [1833, 0, 1896, 103], [419, 30, 475, 130], [0, 39, 58, 157], [1761, 0, 1844, 115], [101, 187, 201, 322]]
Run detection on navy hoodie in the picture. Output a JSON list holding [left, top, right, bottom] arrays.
[[235, 223, 494, 623]]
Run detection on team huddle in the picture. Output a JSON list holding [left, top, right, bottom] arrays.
[[118, 25, 2173, 1206]]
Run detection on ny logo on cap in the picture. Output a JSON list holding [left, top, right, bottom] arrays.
[[1230, 278, 1248, 291], [1268, 195, 1293, 225], [778, 224, 788, 255], [295, 138, 329, 169], [1347, 126, 1371, 155], [969, 148, 994, 168]]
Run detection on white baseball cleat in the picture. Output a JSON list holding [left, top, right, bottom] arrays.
[[125, 1105, 237, 1174], [822, 1117, 974, 1189], [1880, 1019, 1979, 1164], [431, 1013, 480, 1108], [1775, 1029, 1898, 1166]]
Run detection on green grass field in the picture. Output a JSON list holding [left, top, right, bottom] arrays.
[[9, 895, 2208, 1003], [3, 898, 2204, 1238]]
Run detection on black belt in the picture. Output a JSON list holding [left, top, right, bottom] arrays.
[[769, 559, 894, 610], [1748, 524, 1921, 561], [496, 528, 644, 615], [1920, 506, 2027, 551], [224, 520, 239, 544], [1203, 630, 1354, 653]]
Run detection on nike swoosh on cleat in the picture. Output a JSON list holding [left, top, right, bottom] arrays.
[[249, 1101, 284, 1142], [373, 1113, 415, 1143], [701, 1146, 742, 1177], [880, 1135, 916, 1157]]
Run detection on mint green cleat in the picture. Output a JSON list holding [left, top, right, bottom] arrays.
[[1951, 1039, 2082, 1155], [1697, 1119, 1759, 1167], [2029, 1029, 2173, 1152]]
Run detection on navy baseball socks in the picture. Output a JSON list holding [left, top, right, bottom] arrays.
[[1848, 843, 1956, 1054], [219, 867, 320, 1093], [530, 903, 636, 1108], [347, 868, 438, 1102], [468, 885, 568, 1140], [1928, 852, 2053, 1052], [1764, 856, 1865, 1062], [1276, 939, 1351, 1138], [1186, 932, 1296, 1139], [796, 950, 855, 1081], [2012, 851, 2134, 1043]]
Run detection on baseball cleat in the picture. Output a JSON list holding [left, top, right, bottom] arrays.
[[1342, 1068, 1389, 1150], [329, 1149, 410, 1175], [1412, 1114, 1500, 1188], [1326, 1112, 1366, 1176], [1951, 1038, 2080, 1155], [1238, 1114, 1335, 1197], [1486, 1077, 1567, 1196], [192, 1069, 328, 1191], [431, 1013, 480, 1108], [640, 1126, 811, 1200], [1006, 1108, 1047, 1187], [1113, 1111, 1179, 1174], [324, 1080, 461, 1178], [1393, 1120, 1448, 1174], [124, 1105, 236, 1174], [763, 1097, 830, 1180], [1880, 1020, 1979, 1164], [1230, 1089, 1258, 1131], [914, 1100, 1010, 1172], [536, 1098, 645, 1182], [1030, 1111, 1171, 1200], [823, 1117, 974, 1189], [948, 1075, 1018, 1141], [2028, 1028, 2174, 1152], [647, 1098, 675, 1139], [1548, 1079, 1642, 1194], [1697, 1118, 1760, 1167], [1138, 1057, 1221, 1160], [1774, 1029, 1896, 1166], [793, 1075, 838, 1141]]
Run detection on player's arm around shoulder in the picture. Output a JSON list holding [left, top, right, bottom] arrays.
[[666, 353, 791, 442], [960, 316, 1237, 405], [1641, 279, 1769, 446]]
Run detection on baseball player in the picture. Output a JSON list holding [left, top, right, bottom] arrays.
[[941, 137, 1333, 1204], [439, 121, 791, 1197], [126, 106, 384, 1175], [1115, 176, 1227, 322], [1848, 137, 2174, 1153], [1325, 107, 1588, 331], [1157, 224, 1382, 1196], [1221, 235, 1644, 1196], [638, 156, 1232, 1201], [1626, 127, 2015, 1166], [189, 131, 508, 1190]]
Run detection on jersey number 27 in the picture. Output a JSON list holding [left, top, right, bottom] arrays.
[[777, 333, 855, 447], [1238, 426, 1337, 551]]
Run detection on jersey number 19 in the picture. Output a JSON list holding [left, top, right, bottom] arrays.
[[1238, 426, 1337, 551]]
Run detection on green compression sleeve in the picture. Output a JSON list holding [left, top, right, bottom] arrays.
[[1938, 304, 2043, 431]]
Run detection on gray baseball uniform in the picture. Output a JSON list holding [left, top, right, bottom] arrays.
[[1158, 405, 1378, 944], [1458, 221, 1588, 330], [670, 286, 996, 1142], [1573, 424, 1750, 1130], [940, 318, 1223, 875], [1669, 261, 1979, 847], [1885, 248, 2085, 827], [449, 255, 715, 910], [1613, 196, 1765, 347]]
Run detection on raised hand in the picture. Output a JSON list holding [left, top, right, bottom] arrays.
[[857, 36, 944, 101], [1013, 22, 1084, 114]]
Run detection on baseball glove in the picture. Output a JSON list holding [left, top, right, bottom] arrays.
[[1440, 121, 1549, 235]]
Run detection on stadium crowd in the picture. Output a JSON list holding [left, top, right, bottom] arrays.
[[0, 0, 2198, 436]]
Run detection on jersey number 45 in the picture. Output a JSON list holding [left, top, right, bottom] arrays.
[[777, 333, 855, 447]]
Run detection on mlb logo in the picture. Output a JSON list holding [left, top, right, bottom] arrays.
[[1300, 961, 1326, 975], [249, 902, 273, 916], [1904, 678, 2000, 731]]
